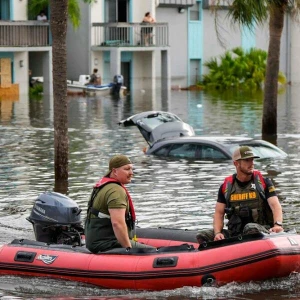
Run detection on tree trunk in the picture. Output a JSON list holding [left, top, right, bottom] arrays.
[[50, 0, 69, 194], [262, 3, 285, 140]]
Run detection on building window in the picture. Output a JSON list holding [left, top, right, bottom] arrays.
[[0, 0, 10, 20], [190, 1, 200, 21]]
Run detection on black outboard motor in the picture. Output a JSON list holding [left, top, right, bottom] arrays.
[[27, 192, 84, 246], [112, 74, 124, 96]]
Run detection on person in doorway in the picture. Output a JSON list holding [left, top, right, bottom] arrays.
[[141, 12, 156, 46], [85, 155, 154, 253], [196, 146, 284, 244], [37, 10, 47, 22], [87, 68, 101, 85], [29, 70, 36, 88]]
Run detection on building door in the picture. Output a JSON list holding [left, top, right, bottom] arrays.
[[106, 0, 128, 22], [0, 0, 10, 20], [105, 0, 129, 43], [121, 62, 130, 91], [190, 59, 201, 86]]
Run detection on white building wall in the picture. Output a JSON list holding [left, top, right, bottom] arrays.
[[13, 0, 27, 20], [201, 9, 290, 83], [155, 7, 188, 88], [291, 19, 300, 84], [66, 2, 91, 81], [202, 10, 241, 75], [255, 18, 288, 80], [89, 1, 104, 80], [255, 22, 269, 51], [14, 51, 28, 93], [90, 1, 103, 23], [132, 0, 154, 22]]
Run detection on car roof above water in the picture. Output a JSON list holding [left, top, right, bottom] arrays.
[[148, 136, 287, 159]]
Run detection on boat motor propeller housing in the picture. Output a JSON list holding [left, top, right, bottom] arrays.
[[27, 192, 84, 245], [112, 74, 124, 96]]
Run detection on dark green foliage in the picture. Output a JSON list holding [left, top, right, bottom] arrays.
[[199, 47, 285, 91], [29, 84, 43, 100], [28, 0, 48, 19]]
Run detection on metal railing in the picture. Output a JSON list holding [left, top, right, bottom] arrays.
[[202, 0, 233, 9], [158, 0, 196, 6], [0, 21, 50, 47], [91, 23, 169, 47]]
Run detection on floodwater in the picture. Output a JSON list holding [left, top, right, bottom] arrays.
[[0, 86, 300, 299]]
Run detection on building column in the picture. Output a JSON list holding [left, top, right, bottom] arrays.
[[43, 50, 53, 96], [110, 48, 121, 79], [161, 49, 171, 91]]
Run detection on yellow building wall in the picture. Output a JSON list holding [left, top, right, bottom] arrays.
[[0, 58, 19, 99]]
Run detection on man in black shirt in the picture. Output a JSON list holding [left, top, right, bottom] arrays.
[[197, 146, 283, 243]]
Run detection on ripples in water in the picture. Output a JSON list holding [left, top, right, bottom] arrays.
[[0, 273, 299, 299], [1, 88, 300, 298]]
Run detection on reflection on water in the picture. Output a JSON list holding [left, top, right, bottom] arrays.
[[0, 87, 300, 298]]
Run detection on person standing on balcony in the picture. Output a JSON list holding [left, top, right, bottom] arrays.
[[37, 10, 47, 22], [141, 12, 155, 46]]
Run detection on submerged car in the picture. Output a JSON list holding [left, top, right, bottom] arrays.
[[119, 111, 287, 160]]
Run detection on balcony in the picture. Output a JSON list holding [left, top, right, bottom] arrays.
[[0, 21, 50, 47], [91, 23, 169, 48], [158, 0, 196, 7], [202, 0, 233, 9]]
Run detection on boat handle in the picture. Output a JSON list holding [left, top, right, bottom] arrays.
[[153, 256, 178, 268], [14, 251, 36, 263]]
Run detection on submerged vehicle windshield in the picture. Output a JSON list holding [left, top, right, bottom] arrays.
[[226, 142, 287, 159]]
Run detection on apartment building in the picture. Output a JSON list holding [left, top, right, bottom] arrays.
[[0, 0, 52, 98], [66, 0, 300, 93]]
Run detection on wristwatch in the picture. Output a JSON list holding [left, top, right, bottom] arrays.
[[274, 221, 283, 227]]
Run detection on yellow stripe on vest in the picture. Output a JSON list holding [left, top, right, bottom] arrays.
[[230, 191, 257, 201]]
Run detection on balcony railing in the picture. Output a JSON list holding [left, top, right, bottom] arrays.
[[202, 0, 233, 9], [158, 0, 196, 7], [0, 21, 50, 47], [91, 23, 169, 47]]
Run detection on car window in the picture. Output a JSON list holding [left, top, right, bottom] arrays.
[[200, 145, 228, 159], [153, 145, 172, 157], [247, 145, 286, 158], [226, 143, 287, 159], [168, 143, 197, 158]]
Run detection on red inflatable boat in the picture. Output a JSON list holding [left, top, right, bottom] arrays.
[[0, 228, 300, 290], [0, 192, 299, 291]]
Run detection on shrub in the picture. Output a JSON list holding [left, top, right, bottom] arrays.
[[199, 47, 286, 91]]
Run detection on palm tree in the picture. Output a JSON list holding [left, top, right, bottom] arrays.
[[49, 0, 69, 193], [29, 0, 92, 193], [212, 0, 300, 140]]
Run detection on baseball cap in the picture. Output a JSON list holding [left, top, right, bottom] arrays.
[[105, 155, 132, 176], [232, 146, 260, 161]]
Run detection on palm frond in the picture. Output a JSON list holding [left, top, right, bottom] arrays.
[[227, 0, 268, 28], [68, 0, 81, 29], [28, 0, 48, 19]]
